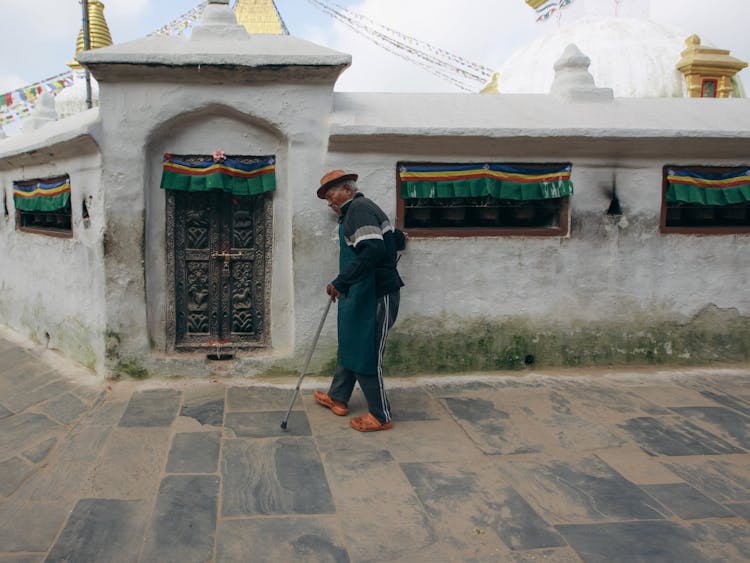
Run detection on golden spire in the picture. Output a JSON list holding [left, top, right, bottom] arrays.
[[525, 0, 549, 9], [480, 72, 501, 94], [68, 1, 113, 69], [234, 0, 287, 34]]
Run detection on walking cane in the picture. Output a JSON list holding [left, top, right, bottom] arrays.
[[280, 297, 334, 430]]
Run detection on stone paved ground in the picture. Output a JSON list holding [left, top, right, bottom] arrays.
[[2, 333, 750, 562]]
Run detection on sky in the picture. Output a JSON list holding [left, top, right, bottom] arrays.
[[0, 0, 749, 95]]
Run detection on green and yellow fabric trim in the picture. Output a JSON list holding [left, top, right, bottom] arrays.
[[399, 163, 573, 200], [13, 177, 71, 212], [160, 155, 276, 195], [666, 168, 750, 206]]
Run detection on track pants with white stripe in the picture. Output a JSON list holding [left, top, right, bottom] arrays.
[[328, 290, 400, 424]]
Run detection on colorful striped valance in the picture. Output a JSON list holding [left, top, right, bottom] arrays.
[[160, 155, 276, 195], [399, 163, 573, 200], [13, 177, 71, 212], [666, 168, 750, 206]]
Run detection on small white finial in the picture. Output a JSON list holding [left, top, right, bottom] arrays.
[[550, 44, 613, 102], [192, 0, 249, 40], [23, 91, 59, 132]]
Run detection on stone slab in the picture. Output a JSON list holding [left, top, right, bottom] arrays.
[[442, 389, 623, 456], [0, 353, 53, 383], [402, 461, 565, 552], [36, 392, 89, 425], [216, 517, 350, 563], [642, 483, 735, 520], [140, 475, 219, 563], [594, 446, 682, 485], [425, 380, 502, 398], [311, 410, 484, 463], [687, 520, 750, 562], [728, 502, 750, 521], [226, 386, 301, 411], [22, 436, 57, 464], [0, 403, 12, 420], [549, 381, 670, 418], [225, 410, 311, 437], [699, 389, 750, 418], [321, 449, 435, 561], [0, 456, 35, 497], [623, 383, 720, 409], [387, 388, 444, 421], [501, 455, 665, 524], [0, 555, 45, 562], [166, 431, 221, 474], [180, 398, 224, 426], [118, 389, 182, 427], [441, 396, 543, 455], [664, 457, 750, 503], [180, 385, 225, 426], [70, 384, 105, 404], [619, 416, 744, 456], [508, 548, 584, 562], [3, 380, 71, 413], [670, 406, 750, 450], [0, 412, 59, 460], [14, 461, 93, 502], [556, 521, 708, 563], [221, 437, 334, 516], [57, 400, 127, 462], [84, 427, 171, 499], [0, 497, 72, 552], [45, 499, 149, 563]]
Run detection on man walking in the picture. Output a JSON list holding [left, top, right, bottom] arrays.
[[313, 169, 404, 432]]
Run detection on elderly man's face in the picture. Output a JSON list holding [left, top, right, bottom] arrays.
[[325, 185, 353, 215]]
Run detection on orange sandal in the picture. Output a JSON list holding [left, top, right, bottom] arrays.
[[350, 412, 394, 432], [313, 390, 349, 416]]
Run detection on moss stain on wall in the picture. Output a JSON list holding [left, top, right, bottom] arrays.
[[54, 318, 97, 370], [380, 305, 750, 375], [114, 357, 150, 379]]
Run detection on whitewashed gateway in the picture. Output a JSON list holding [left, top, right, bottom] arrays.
[[1, 0, 749, 377]]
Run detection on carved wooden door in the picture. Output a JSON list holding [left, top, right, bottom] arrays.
[[173, 190, 269, 349]]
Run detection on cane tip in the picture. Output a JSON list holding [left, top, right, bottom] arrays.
[[280, 421, 287, 430]]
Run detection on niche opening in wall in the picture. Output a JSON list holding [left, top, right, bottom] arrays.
[[606, 190, 622, 216]]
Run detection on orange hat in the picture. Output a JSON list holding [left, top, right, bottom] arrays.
[[317, 169, 358, 199]]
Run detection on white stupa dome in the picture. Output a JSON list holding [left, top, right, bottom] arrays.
[[499, 16, 694, 98]]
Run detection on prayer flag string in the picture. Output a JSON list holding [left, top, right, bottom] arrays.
[[304, 0, 496, 91]]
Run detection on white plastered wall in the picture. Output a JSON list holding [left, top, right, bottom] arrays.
[[315, 150, 750, 335], [94, 79, 337, 374], [0, 139, 106, 371]]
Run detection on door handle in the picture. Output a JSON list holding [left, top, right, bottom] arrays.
[[211, 251, 243, 265]]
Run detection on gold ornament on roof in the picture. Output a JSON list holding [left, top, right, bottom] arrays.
[[234, 0, 286, 34], [676, 35, 747, 98], [68, 1, 113, 70], [480, 72, 501, 94]]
